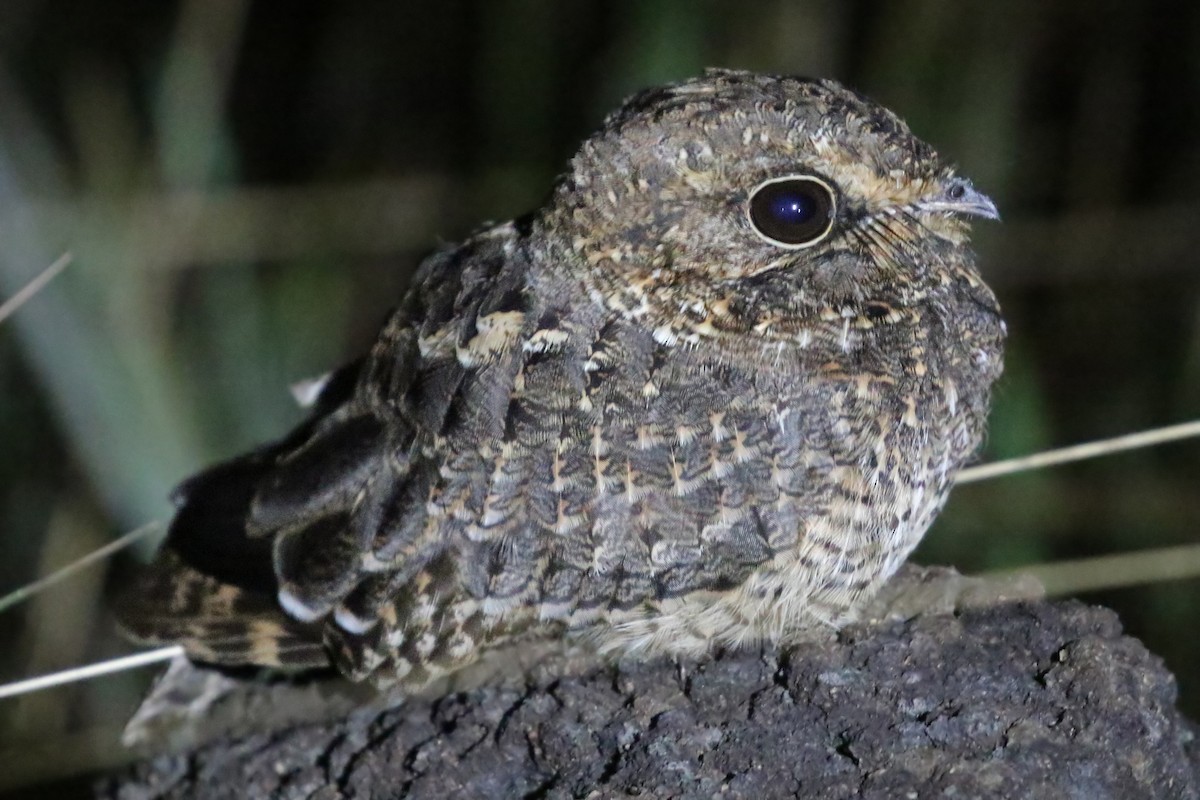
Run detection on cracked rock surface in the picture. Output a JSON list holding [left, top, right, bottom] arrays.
[[99, 594, 1200, 799]]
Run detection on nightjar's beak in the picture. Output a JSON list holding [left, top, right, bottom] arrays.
[[919, 178, 1000, 221]]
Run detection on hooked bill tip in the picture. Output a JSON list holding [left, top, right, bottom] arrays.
[[927, 178, 1000, 221]]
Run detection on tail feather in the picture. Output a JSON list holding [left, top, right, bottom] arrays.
[[117, 443, 331, 670], [117, 359, 369, 673], [117, 549, 329, 669]]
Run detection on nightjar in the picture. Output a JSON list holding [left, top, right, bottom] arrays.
[[119, 69, 1005, 691]]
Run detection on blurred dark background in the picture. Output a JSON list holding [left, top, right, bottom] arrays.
[[1, 1, 1198, 793]]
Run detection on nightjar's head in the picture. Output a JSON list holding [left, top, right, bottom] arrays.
[[536, 70, 999, 340]]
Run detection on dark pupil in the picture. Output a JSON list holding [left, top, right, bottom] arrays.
[[750, 179, 833, 245]]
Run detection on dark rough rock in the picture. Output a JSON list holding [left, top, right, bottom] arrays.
[[99, 597, 1200, 799]]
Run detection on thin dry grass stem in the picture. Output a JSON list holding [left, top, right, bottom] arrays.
[[988, 543, 1200, 597], [2, 418, 1200, 700], [0, 646, 183, 701], [0, 521, 161, 615], [0, 252, 72, 325], [957, 419, 1200, 484]]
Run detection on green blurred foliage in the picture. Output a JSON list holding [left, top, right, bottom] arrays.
[[0, 0, 1198, 791]]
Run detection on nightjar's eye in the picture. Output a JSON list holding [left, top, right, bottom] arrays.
[[748, 176, 836, 247]]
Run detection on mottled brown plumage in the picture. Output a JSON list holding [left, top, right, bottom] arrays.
[[118, 70, 1005, 691]]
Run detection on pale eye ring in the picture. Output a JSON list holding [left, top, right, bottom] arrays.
[[747, 175, 837, 248]]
